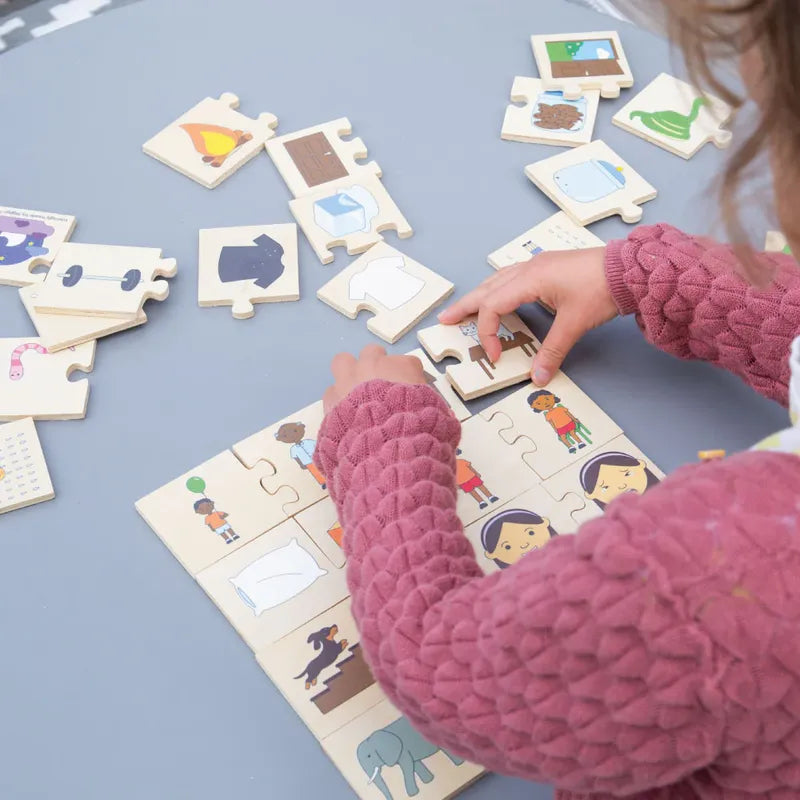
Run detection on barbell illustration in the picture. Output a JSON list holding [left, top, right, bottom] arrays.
[[57, 264, 142, 292]]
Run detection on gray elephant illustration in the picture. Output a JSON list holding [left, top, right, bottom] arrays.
[[355, 716, 465, 800]]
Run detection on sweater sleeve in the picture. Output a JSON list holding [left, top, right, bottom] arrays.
[[605, 224, 800, 406], [315, 379, 800, 797]]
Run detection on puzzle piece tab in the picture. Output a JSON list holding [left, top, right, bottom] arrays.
[[0, 337, 94, 420], [417, 313, 540, 400], [30, 243, 177, 319], [317, 242, 453, 343], [502, 77, 600, 147], [525, 140, 657, 226], [143, 92, 278, 189], [0, 417, 55, 515], [406, 347, 470, 422], [198, 223, 299, 319]]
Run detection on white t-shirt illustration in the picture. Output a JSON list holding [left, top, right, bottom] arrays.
[[348, 255, 425, 310]]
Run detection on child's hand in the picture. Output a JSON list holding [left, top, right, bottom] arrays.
[[438, 247, 617, 386], [323, 345, 429, 413]]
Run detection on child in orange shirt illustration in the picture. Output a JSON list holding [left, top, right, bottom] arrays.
[[193, 498, 239, 544], [527, 389, 590, 454], [455, 448, 498, 510]]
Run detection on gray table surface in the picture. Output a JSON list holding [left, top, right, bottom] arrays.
[[0, 1, 786, 798]]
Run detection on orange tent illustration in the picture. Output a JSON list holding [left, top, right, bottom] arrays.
[[179, 123, 253, 168], [327, 520, 343, 548]]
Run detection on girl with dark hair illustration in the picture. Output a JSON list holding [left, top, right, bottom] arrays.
[[479, 508, 558, 569], [579, 451, 661, 510], [527, 389, 590, 454]]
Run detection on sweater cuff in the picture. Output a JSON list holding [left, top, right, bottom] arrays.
[[605, 239, 638, 316]]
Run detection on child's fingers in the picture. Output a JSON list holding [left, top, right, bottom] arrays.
[[476, 276, 543, 361], [437, 267, 520, 324], [330, 351, 357, 380], [531, 311, 585, 386]]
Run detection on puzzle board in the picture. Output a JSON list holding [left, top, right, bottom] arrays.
[[765, 231, 791, 254], [531, 30, 633, 99], [143, 93, 278, 188], [196, 518, 348, 651], [265, 118, 382, 198], [612, 73, 733, 159], [0, 417, 54, 514], [525, 140, 657, 225], [405, 348, 471, 422], [462, 483, 585, 574], [256, 598, 385, 741], [135, 449, 299, 576], [289, 174, 413, 264], [198, 223, 299, 319], [322, 699, 484, 800], [417, 313, 540, 400], [0, 337, 94, 420], [295, 497, 345, 569], [0, 206, 75, 287], [31, 243, 177, 319], [19, 283, 146, 352], [480, 376, 623, 480], [502, 77, 600, 147], [316, 242, 454, 343], [233, 401, 327, 517]]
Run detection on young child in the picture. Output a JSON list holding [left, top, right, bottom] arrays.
[[313, 2, 800, 798]]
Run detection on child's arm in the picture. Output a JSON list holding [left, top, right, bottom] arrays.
[[316, 379, 800, 796]]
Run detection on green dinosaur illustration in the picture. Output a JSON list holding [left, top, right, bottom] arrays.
[[629, 96, 706, 140]]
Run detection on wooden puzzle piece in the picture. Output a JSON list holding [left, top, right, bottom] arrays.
[[295, 497, 345, 569], [233, 400, 327, 517], [316, 242, 454, 343], [30, 243, 177, 319], [462, 483, 587, 574], [612, 73, 733, 160], [289, 173, 413, 265], [765, 231, 791, 254], [322, 699, 484, 800], [502, 77, 600, 147], [0, 206, 75, 287], [525, 140, 657, 226], [417, 313, 540, 400], [405, 348, 470, 422], [255, 598, 386, 741], [542, 433, 666, 526], [479, 376, 623, 480], [135, 449, 299, 577], [0, 337, 94, 420], [196, 518, 349, 651], [531, 30, 634, 100], [143, 92, 278, 189], [0, 417, 55, 514], [19, 283, 146, 352], [198, 223, 299, 319], [265, 118, 382, 199]]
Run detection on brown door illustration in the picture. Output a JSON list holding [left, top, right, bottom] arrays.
[[284, 132, 349, 188], [550, 38, 623, 78]]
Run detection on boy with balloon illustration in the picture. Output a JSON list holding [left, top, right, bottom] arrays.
[[187, 476, 239, 544]]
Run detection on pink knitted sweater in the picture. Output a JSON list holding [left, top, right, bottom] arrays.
[[315, 224, 800, 799]]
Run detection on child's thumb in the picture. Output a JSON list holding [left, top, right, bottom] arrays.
[[531, 314, 583, 386]]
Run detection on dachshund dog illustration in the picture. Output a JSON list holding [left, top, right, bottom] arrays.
[[294, 625, 349, 690]]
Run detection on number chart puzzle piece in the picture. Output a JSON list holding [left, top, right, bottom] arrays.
[[295, 497, 345, 569], [531, 30, 633, 100], [135, 449, 299, 577], [765, 231, 792, 255], [542, 433, 665, 526], [265, 118, 382, 199], [143, 92, 278, 189], [0, 337, 94, 421], [463, 483, 587, 575], [480, 376, 623, 481], [30, 243, 177, 319], [417, 313, 540, 401], [19, 283, 146, 353], [196, 518, 349, 651], [0, 417, 55, 515], [317, 242, 454, 344], [233, 401, 327, 517], [613, 73, 733, 160], [0, 206, 75, 288], [525, 140, 657, 226], [322, 699, 484, 800], [406, 347, 470, 422], [198, 223, 299, 320], [256, 598, 385, 741], [502, 77, 600, 147], [290, 173, 413, 265]]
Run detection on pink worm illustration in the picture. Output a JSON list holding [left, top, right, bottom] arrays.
[[9, 343, 48, 380]]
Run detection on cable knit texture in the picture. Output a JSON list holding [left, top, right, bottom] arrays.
[[605, 224, 800, 406], [314, 228, 800, 799]]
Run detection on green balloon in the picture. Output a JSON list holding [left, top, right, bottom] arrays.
[[186, 476, 206, 494]]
